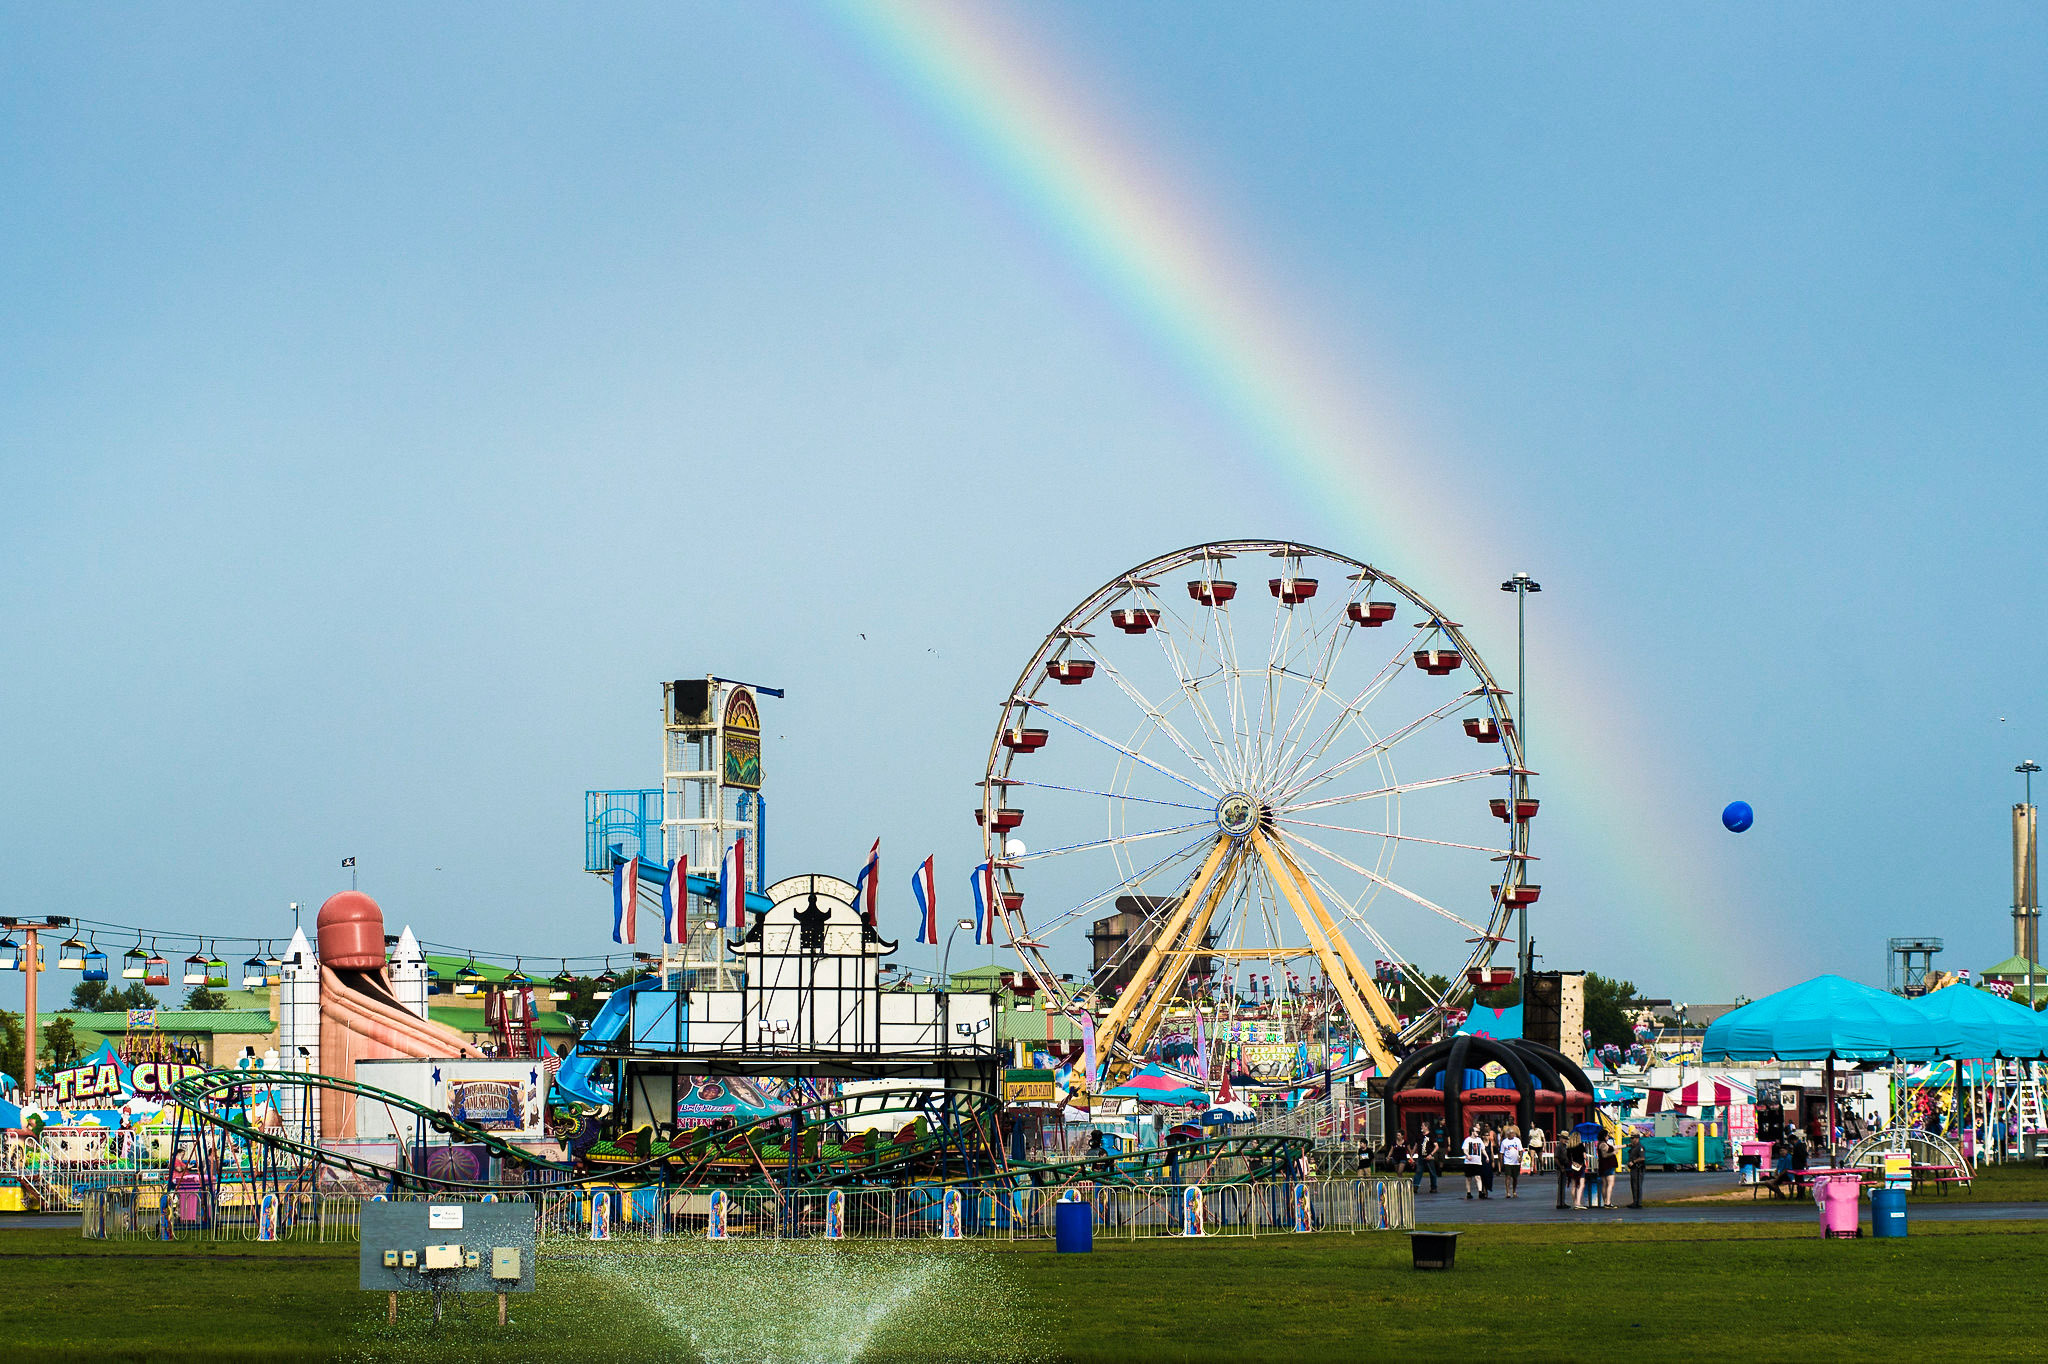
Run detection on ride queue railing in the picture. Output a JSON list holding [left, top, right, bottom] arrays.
[[80, 1178, 1414, 1242]]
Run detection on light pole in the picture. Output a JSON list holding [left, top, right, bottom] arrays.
[[1500, 572, 1541, 983], [2020, 761, 2041, 1011]]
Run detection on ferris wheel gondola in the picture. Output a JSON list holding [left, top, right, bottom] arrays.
[[978, 540, 1533, 1097]]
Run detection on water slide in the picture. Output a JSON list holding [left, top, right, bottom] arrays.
[[314, 893, 483, 1141], [551, 977, 657, 1107]]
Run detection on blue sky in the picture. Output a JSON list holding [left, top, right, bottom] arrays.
[[2, 3, 2045, 1014]]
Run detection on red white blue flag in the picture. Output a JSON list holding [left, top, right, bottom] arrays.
[[911, 856, 938, 944], [661, 855, 687, 944], [719, 836, 748, 932], [852, 838, 880, 927], [970, 861, 997, 946], [612, 859, 637, 946]]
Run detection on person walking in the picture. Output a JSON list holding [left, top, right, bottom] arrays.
[[1420, 1125, 1442, 1194], [1598, 1134, 1620, 1209], [1555, 1130, 1572, 1208], [1626, 1130, 1648, 1208], [1481, 1126, 1500, 1198], [1461, 1126, 1486, 1199], [1564, 1134, 1587, 1210], [1527, 1124, 1547, 1174], [1500, 1126, 1524, 1199]]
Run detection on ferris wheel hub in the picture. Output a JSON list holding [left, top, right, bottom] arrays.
[[1215, 792, 1268, 840]]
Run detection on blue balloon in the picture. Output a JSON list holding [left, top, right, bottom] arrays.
[[1722, 801, 1754, 833]]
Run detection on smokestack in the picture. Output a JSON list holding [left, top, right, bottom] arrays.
[[2015, 803, 2039, 964]]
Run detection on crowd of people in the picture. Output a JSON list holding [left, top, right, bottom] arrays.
[[1374, 1122, 1651, 1210]]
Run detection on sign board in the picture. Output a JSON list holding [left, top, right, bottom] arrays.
[[721, 688, 762, 790], [1003, 1069, 1057, 1103]]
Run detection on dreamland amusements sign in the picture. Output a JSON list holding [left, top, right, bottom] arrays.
[[48, 1042, 203, 1105]]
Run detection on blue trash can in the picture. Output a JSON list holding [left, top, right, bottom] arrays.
[[1870, 1188, 1907, 1238], [1054, 1199, 1093, 1253]]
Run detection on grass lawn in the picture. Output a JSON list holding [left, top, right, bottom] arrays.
[[4, 1220, 2047, 1362]]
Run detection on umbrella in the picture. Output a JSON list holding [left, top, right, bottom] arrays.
[[1703, 975, 1959, 1062], [1909, 983, 2048, 1060], [1102, 1064, 1207, 1106], [1573, 1121, 1602, 1140]]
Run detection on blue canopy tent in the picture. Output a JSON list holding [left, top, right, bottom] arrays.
[[1909, 983, 2048, 1060], [1705, 974, 1965, 1151]]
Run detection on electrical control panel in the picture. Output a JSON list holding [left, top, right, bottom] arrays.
[[360, 1204, 536, 1296]]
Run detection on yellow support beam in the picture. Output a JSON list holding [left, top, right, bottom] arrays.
[[1264, 831, 1404, 1034], [1103, 843, 1242, 1089], [1250, 830, 1400, 1074], [1066, 835, 1233, 1105]]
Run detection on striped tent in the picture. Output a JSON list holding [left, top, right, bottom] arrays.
[[1647, 1074, 1756, 1112]]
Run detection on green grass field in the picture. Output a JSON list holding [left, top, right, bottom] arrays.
[[4, 1220, 2046, 1362]]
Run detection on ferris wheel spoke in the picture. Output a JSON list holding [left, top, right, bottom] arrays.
[[1076, 640, 1231, 790], [1018, 833, 1216, 940], [1003, 779, 1211, 814], [1266, 621, 1435, 794], [1279, 829, 1488, 937], [1019, 696, 1218, 799], [1272, 817, 1515, 859], [1258, 596, 1360, 789], [1139, 598, 1248, 788], [1253, 622, 1433, 790], [1282, 768, 1496, 816], [1278, 692, 1484, 805], [1013, 818, 1214, 865]]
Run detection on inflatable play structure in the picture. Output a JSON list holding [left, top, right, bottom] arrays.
[[281, 891, 481, 1141], [1383, 1034, 1597, 1139]]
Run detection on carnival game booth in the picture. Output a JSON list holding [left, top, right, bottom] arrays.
[[1383, 1034, 1596, 1141]]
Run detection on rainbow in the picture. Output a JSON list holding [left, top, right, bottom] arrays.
[[826, 1, 1737, 987]]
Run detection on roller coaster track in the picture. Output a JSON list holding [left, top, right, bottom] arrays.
[[169, 1069, 1312, 1193]]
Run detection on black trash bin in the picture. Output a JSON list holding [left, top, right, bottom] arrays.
[[1407, 1229, 1461, 1270]]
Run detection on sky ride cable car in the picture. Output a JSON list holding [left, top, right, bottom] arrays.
[[144, 941, 169, 987], [264, 943, 283, 985], [454, 958, 485, 996], [242, 950, 267, 988], [549, 961, 576, 1002], [82, 935, 109, 983], [182, 947, 210, 986], [503, 959, 533, 987], [204, 944, 229, 988], [123, 938, 148, 980], [57, 934, 88, 970], [0, 934, 20, 971]]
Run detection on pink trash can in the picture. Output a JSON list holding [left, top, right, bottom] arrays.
[[1815, 1174, 1860, 1239]]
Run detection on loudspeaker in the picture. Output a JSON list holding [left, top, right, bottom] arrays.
[[670, 679, 711, 726]]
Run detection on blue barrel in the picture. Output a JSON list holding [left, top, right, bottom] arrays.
[[1054, 1199, 1093, 1253], [1870, 1188, 1907, 1238]]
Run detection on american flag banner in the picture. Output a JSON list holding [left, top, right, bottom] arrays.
[[1990, 979, 2014, 999], [660, 856, 687, 944], [612, 859, 637, 946], [719, 836, 748, 932], [911, 855, 938, 944], [853, 839, 880, 927], [537, 1035, 561, 1082], [970, 861, 997, 946]]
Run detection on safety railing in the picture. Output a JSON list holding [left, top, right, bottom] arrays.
[[81, 1178, 1414, 1242]]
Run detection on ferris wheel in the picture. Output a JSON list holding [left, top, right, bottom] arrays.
[[979, 539, 1534, 1094]]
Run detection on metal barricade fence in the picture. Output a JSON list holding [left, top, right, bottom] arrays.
[[81, 1178, 1411, 1242]]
